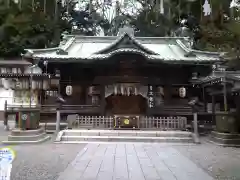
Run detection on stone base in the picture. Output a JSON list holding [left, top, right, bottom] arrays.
[[2, 128, 51, 144], [56, 130, 194, 144], [208, 131, 240, 147], [39, 122, 68, 133]]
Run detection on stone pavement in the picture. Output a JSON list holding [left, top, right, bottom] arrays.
[[57, 143, 214, 180]]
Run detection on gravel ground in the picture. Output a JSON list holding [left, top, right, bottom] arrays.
[[2, 138, 86, 180], [174, 138, 240, 180]]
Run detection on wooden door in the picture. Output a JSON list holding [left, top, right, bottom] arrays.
[[106, 95, 147, 115]]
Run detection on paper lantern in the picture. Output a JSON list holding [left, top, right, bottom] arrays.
[[66, 85, 72, 96], [179, 87, 186, 98], [43, 80, 49, 90], [3, 79, 11, 89]]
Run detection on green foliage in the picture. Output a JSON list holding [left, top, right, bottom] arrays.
[[0, 0, 70, 58]]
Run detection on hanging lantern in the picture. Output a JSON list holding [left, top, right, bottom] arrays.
[[43, 80, 49, 90], [31, 81, 37, 90], [66, 85, 73, 96], [179, 87, 186, 98], [3, 79, 11, 89]]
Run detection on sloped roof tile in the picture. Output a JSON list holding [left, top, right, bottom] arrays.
[[23, 33, 224, 64]]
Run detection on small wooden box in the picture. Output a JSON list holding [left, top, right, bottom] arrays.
[[114, 115, 139, 129]]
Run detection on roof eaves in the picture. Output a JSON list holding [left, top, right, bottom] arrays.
[[34, 48, 222, 65], [24, 47, 59, 54], [60, 37, 76, 51], [176, 39, 225, 60]]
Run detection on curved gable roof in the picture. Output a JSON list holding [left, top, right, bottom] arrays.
[[95, 33, 158, 55]]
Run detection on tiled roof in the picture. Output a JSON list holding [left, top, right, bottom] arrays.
[[0, 60, 31, 65], [23, 33, 224, 64], [195, 71, 240, 84]]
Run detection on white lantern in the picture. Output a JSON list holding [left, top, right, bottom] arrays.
[[3, 79, 11, 89], [43, 80, 49, 90], [31, 81, 37, 90], [66, 85, 73, 96], [179, 87, 186, 98]]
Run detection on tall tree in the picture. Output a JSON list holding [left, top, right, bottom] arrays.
[[0, 0, 71, 58]]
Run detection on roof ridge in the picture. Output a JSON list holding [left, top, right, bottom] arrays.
[[94, 33, 157, 55]]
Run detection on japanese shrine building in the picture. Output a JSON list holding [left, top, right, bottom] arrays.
[[20, 29, 225, 118]]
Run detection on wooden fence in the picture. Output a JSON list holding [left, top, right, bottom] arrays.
[[69, 115, 187, 130]]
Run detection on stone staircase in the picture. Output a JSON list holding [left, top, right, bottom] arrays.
[[55, 129, 194, 143]]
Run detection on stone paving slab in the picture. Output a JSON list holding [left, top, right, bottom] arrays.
[[57, 143, 214, 180]]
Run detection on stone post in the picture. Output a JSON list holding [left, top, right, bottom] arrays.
[[4, 100, 9, 131], [56, 104, 61, 132], [193, 112, 200, 144]]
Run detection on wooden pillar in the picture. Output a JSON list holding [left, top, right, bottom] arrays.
[[202, 86, 207, 112], [4, 100, 9, 130], [56, 105, 61, 132], [193, 112, 200, 143], [100, 85, 106, 115], [85, 86, 89, 105], [164, 85, 171, 101], [212, 95, 215, 123], [223, 76, 228, 112]]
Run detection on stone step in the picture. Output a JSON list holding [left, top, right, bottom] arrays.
[[56, 130, 194, 143], [209, 131, 240, 146], [8, 133, 48, 141], [209, 136, 240, 146], [62, 130, 192, 138], [60, 135, 193, 143], [40, 122, 67, 133], [2, 135, 51, 145], [11, 128, 44, 136], [211, 131, 240, 139]]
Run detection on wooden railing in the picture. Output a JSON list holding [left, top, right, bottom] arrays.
[[140, 116, 187, 130], [69, 115, 187, 130]]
